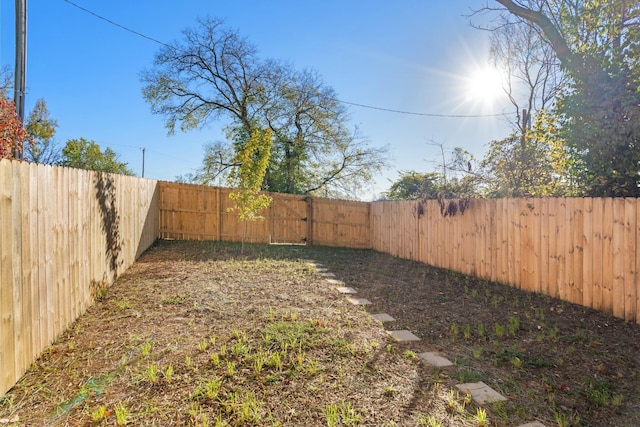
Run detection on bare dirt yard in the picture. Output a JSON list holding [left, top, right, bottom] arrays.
[[1, 240, 639, 427]]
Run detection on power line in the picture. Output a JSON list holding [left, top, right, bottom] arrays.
[[62, 0, 171, 48], [62, 0, 506, 120], [337, 100, 505, 118]]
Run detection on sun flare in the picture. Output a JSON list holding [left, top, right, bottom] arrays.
[[465, 66, 504, 106]]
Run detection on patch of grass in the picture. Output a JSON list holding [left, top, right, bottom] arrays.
[[91, 405, 109, 422], [161, 293, 189, 305], [455, 368, 483, 383], [583, 378, 619, 407]]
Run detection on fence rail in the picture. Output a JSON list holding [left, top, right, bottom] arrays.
[[0, 160, 159, 397]]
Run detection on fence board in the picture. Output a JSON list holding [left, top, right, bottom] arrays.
[[582, 198, 593, 309], [10, 162, 24, 385], [601, 198, 614, 314], [571, 199, 584, 306], [591, 198, 604, 312], [612, 199, 625, 319], [539, 198, 549, 296], [624, 199, 637, 322], [637, 201, 640, 323], [0, 160, 16, 394]]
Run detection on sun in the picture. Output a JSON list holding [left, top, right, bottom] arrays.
[[464, 66, 504, 107]]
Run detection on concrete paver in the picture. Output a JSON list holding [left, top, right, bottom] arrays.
[[346, 297, 371, 305], [371, 313, 395, 322], [516, 422, 548, 427], [418, 352, 454, 367], [325, 279, 345, 285], [320, 272, 336, 278], [387, 330, 420, 342], [336, 286, 357, 294], [456, 382, 507, 404]]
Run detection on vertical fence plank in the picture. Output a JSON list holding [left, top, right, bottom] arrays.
[[495, 198, 506, 283], [601, 198, 614, 315], [539, 198, 550, 296], [591, 198, 604, 312], [612, 198, 625, 319], [520, 199, 533, 292], [556, 198, 568, 300], [582, 198, 593, 310], [530, 199, 542, 294], [636, 199, 640, 323], [0, 160, 17, 394], [488, 200, 497, 282], [571, 198, 584, 306], [23, 162, 39, 367], [624, 198, 637, 322], [547, 198, 560, 298], [10, 162, 24, 385]]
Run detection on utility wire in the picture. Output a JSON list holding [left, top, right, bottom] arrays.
[[62, 0, 505, 119], [338, 100, 505, 118], [62, 0, 171, 48]]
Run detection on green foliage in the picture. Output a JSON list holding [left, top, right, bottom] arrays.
[[383, 171, 441, 200], [24, 98, 60, 165], [227, 128, 273, 251], [61, 138, 133, 175], [481, 109, 584, 198], [227, 128, 274, 222]]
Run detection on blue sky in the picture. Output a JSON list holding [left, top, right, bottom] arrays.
[[1, 0, 514, 199]]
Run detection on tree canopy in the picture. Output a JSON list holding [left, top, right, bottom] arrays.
[[142, 17, 388, 199], [61, 138, 133, 175], [23, 98, 61, 164], [491, 0, 640, 197]]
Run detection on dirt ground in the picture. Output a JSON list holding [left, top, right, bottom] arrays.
[[1, 240, 639, 427]]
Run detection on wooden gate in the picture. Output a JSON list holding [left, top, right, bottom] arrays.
[[269, 195, 309, 244]]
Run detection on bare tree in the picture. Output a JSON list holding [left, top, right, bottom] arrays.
[[142, 17, 389, 199], [489, 16, 566, 135]]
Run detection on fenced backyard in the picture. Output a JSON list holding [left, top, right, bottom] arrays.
[[1, 159, 639, 398]]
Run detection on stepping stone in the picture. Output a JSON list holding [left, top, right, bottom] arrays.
[[346, 297, 371, 305], [516, 423, 548, 427], [316, 268, 329, 272], [336, 286, 357, 294], [456, 382, 507, 404], [371, 313, 395, 322], [325, 279, 345, 285], [320, 272, 336, 278], [387, 330, 420, 342], [305, 260, 323, 267], [418, 352, 454, 367]]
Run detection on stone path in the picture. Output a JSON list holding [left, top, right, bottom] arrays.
[[306, 259, 547, 427]]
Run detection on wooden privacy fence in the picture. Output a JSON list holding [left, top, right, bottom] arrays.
[[2, 169, 640, 397], [158, 182, 371, 248], [372, 198, 640, 323], [0, 160, 159, 397]]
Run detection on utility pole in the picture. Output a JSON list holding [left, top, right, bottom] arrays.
[[14, 0, 27, 158], [14, 0, 27, 120], [141, 147, 146, 177]]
